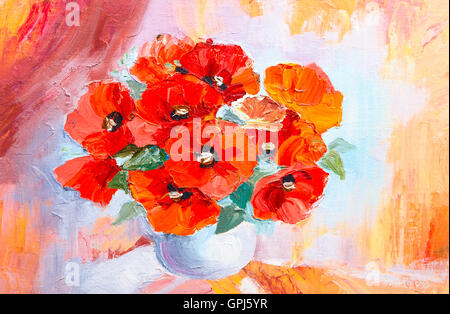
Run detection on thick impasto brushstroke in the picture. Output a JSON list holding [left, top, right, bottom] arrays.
[[0, 0, 448, 294]]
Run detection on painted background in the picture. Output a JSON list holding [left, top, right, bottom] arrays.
[[0, 0, 448, 293]]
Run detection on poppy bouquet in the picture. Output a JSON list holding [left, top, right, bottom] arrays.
[[55, 34, 351, 238]]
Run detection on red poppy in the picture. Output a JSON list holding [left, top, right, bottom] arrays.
[[65, 81, 135, 159], [264, 63, 343, 133], [54, 156, 121, 206], [135, 74, 224, 130], [126, 115, 171, 148], [163, 121, 257, 200], [251, 163, 328, 224], [179, 39, 260, 102], [128, 169, 221, 236], [130, 34, 195, 85]]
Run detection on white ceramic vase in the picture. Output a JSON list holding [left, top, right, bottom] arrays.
[[143, 220, 257, 280]]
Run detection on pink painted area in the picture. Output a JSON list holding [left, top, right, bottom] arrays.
[[139, 275, 178, 294], [167, 280, 214, 294]]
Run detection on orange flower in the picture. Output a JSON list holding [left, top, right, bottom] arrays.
[[237, 96, 286, 127], [276, 110, 327, 166], [264, 63, 343, 133], [242, 109, 327, 166], [251, 163, 328, 224], [65, 81, 135, 159], [130, 34, 195, 85], [128, 169, 221, 236], [54, 156, 120, 206]]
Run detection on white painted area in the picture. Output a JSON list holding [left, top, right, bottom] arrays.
[[78, 246, 166, 294], [240, 277, 262, 294], [156, 222, 257, 279]]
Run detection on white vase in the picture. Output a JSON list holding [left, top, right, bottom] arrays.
[[142, 220, 257, 280]]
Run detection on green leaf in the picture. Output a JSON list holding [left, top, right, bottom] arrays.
[[107, 170, 130, 194], [230, 182, 254, 209], [113, 201, 147, 225], [328, 138, 356, 154], [118, 145, 169, 171], [113, 144, 141, 158], [125, 79, 147, 100], [215, 204, 245, 234], [319, 150, 346, 180], [249, 159, 282, 185], [215, 159, 283, 234], [111, 47, 147, 100], [225, 159, 282, 212]]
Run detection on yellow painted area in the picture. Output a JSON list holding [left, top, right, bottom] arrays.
[[287, 0, 357, 40], [210, 261, 449, 293], [238, 0, 263, 17], [0, 0, 51, 72], [172, 0, 224, 41], [365, 0, 449, 267]]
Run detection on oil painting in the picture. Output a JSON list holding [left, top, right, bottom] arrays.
[[0, 0, 448, 294]]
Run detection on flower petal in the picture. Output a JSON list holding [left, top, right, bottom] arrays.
[[180, 40, 259, 101], [237, 96, 286, 125], [276, 111, 327, 166], [54, 156, 120, 206], [136, 75, 223, 126], [251, 163, 328, 223], [126, 115, 169, 147], [128, 169, 220, 236], [88, 82, 135, 120], [164, 123, 257, 200], [128, 169, 172, 208], [130, 34, 195, 85], [65, 81, 135, 145], [264, 63, 343, 133], [81, 126, 134, 160]]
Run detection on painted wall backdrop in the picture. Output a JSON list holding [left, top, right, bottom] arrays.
[[0, 0, 448, 293]]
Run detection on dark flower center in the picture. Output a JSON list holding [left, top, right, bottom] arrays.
[[282, 174, 296, 191], [175, 66, 189, 74], [197, 145, 217, 168], [261, 142, 276, 156], [170, 105, 190, 121], [102, 111, 123, 132], [167, 183, 192, 202], [299, 170, 312, 180], [202, 76, 227, 91]]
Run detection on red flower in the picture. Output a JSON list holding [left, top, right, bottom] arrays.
[[128, 169, 221, 236], [130, 34, 195, 85], [65, 81, 135, 159], [126, 115, 170, 148], [179, 39, 260, 102], [54, 156, 121, 206], [135, 74, 224, 129], [251, 163, 328, 224], [163, 121, 257, 200]]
